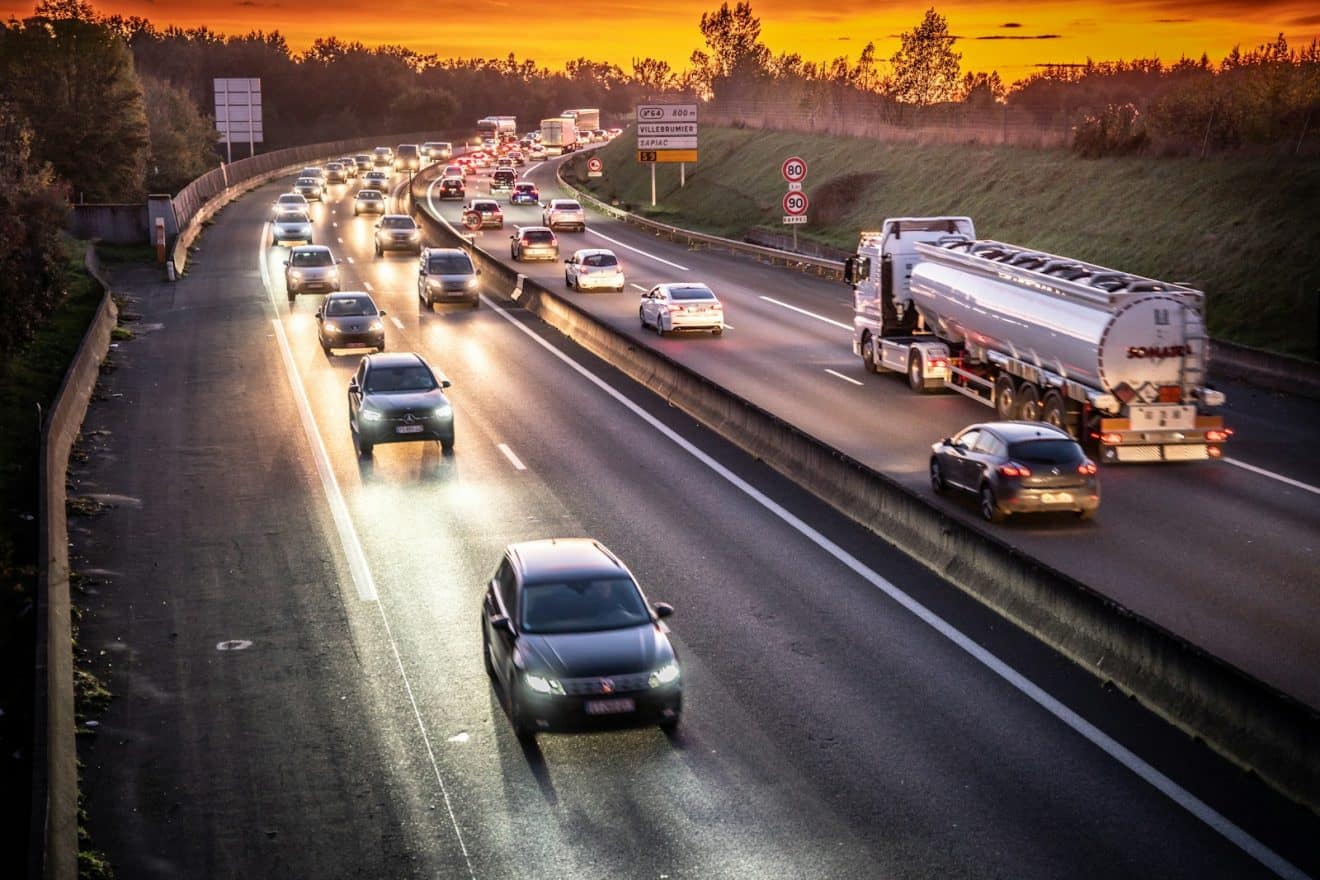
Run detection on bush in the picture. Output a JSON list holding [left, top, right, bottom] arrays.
[[1072, 103, 1149, 158]]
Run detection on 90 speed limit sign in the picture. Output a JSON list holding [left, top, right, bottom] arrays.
[[783, 190, 809, 216]]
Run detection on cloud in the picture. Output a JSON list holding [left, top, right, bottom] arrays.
[[975, 34, 1063, 40], [1154, 18, 1192, 22], [1292, 13, 1320, 25], [1001, 22, 1023, 28]]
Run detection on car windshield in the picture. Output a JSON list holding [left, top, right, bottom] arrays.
[[1008, 439, 1084, 464], [358, 190, 382, 199], [670, 286, 715, 301], [582, 253, 617, 267], [296, 178, 315, 186], [277, 212, 309, 223], [427, 254, 473, 274], [325, 297, 376, 317], [365, 365, 437, 393], [381, 217, 415, 229], [290, 250, 332, 267], [524, 230, 554, 243], [520, 577, 650, 634], [474, 202, 498, 212], [278, 195, 302, 204]]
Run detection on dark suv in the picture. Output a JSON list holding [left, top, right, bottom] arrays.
[[348, 352, 454, 456], [491, 169, 516, 193]]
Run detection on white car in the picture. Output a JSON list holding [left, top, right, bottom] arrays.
[[639, 283, 724, 336], [542, 198, 586, 232], [271, 209, 313, 246], [564, 248, 624, 292], [273, 192, 309, 214]]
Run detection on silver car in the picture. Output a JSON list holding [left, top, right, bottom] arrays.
[[639, 283, 724, 336], [363, 170, 389, 190], [354, 189, 386, 215], [542, 198, 586, 232], [564, 248, 624, 292], [271, 209, 313, 246], [273, 192, 308, 215], [374, 214, 422, 256], [293, 176, 324, 201], [284, 245, 342, 301], [324, 162, 348, 184], [417, 247, 480, 309]]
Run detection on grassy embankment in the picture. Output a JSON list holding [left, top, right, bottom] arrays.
[[567, 128, 1320, 360]]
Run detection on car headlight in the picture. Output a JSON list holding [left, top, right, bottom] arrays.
[[408, 229, 421, 238], [525, 673, 564, 696], [324, 324, 340, 333], [649, 662, 680, 688], [432, 404, 453, 419], [368, 320, 383, 331], [289, 270, 304, 280], [465, 277, 478, 289], [360, 408, 382, 421]]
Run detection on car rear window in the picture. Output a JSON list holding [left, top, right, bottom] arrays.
[[524, 230, 554, 243], [427, 254, 473, 274], [670, 286, 715, 301], [555, 201, 582, 211], [473, 201, 498, 211], [1008, 439, 1084, 464], [582, 253, 617, 268], [381, 216, 416, 229], [514, 184, 535, 193], [325, 296, 376, 317], [365, 365, 436, 393], [291, 250, 332, 267], [520, 578, 650, 634]]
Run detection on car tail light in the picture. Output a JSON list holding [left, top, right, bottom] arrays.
[[1100, 432, 1123, 446], [1078, 461, 1098, 476], [1205, 429, 1229, 443], [667, 304, 685, 313], [998, 462, 1031, 478]]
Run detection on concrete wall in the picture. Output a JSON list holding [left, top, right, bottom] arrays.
[[68, 204, 149, 245]]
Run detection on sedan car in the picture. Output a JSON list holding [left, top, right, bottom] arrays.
[[639, 283, 724, 336], [510, 226, 558, 262], [542, 198, 586, 232], [564, 248, 624, 292], [463, 198, 504, 229], [353, 189, 386, 215], [336, 157, 358, 178], [362, 170, 390, 189], [374, 214, 422, 256], [273, 192, 308, 215], [271, 209, 313, 246], [317, 291, 385, 355], [353, 154, 373, 173], [482, 538, 681, 738], [348, 352, 454, 455], [283, 245, 341, 301], [930, 421, 1100, 522], [528, 144, 547, 160], [438, 176, 465, 199], [293, 176, 324, 201], [418, 247, 480, 308], [324, 162, 348, 184], [509, 182, 540, 205]]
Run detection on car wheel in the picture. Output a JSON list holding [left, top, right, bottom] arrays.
[[440, 435, 455, 454], [712, 326, 723, 336], [375, 243, 382, 257], [321, 343, 332, 356], [1077, 508, 1096, 521], [980, 483, 1005, 523], [656, 319, 666, 337], [565, 273, 573, 289], [507, 688, 533, 739], [660, 714, 680, 734], [994, 375, 1018, 420], [639, 308, 647, 328], [481, 620, 495, 677], [376, 340, 386, 353], [287, 291, 296, 304], [930, 458, 947, 494], [358, 438, 373, 457]]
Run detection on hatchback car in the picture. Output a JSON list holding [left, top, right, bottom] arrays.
[[464, 198, 504, 228], [374, 214, 422, 256], [283, 245, 341, 301], [293, 176, 324, 201], [316, 291, 385, 355], [362, 170, 390, 189], [482, 539, 681, 737], [324, 162, 348, 184], [353, 154, 373, 173], [353, 189, 386, 215], [930, 421, 1100, 522], [271, 209, 313, 246], [565, 248, 624, 292], [542, 198, 586, 232], [348, 352, 454, 455], [438, 176, 465, 199], [510, 226, 558, 261], [273, 192, 308, 214], [639, 283, 724, 336], [417, 247, 480, 309], [509, 182, 540, 205], [442, 163, 465, 179], [490, 169, 516, 193]]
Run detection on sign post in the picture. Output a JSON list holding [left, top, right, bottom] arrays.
[[781, 156, 809, 249], [636, 104, 699, 205], [214, 78, 264, 162]]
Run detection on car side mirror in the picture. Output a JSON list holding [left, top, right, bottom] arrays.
[[941, 437, 953, 447], [348, 378, 359, 392], [378, 309, 387, 316], [282, 261, 289, 268], [490, 615, 513, 635], [475, 268, 481, 275], [653, 602, 674, 619], [441, 379, 452, 389]]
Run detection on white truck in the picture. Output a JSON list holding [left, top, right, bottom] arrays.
[[846, 217, 1230, 463], [540, 117, 578, 155], [562, 108, 601, 135], [477, 116, 517, 139]]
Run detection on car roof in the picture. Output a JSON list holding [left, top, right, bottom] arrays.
[[472, 198, 499, 206], [971, 421, 1075, 442], [507, 539, 626, 584], [289, 244, 331, 254], [572, 248, 614, 258], [657, 282, 713, 294], [551, 198, 580, 205], [424, 247, 468, 257], [516, 225, 554, 234], [380, 213, 415, 221], [326, 290, 376, 303]]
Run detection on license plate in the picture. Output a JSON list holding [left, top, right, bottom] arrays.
[[1130, 404, 1195, 430], [395, 425, 424, 434], [584, 698, 635, 715], [1041, 492, 1073, 504]]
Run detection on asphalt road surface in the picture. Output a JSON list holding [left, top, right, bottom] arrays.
[[67, 159, 1318, 879]]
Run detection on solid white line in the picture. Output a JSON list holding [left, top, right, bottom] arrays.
[[587, 228, 690, 271], [479, 291, 1304, 880], [390, 316, 405, 330], [825, 368, 863, 386], [259, 224, 377, 603], [759, 295, 851, 331], [1223, 457, 1320, 496], [496, 442, 527, 471], [629, 283, 648, 292]]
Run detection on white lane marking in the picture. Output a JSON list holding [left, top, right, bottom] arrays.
[[825, 368, 863, 386], [1223, 457, 1320, 496], [587, 229, 689, 271], [390, 316, 405, 330], [363, 281, 374, 292], [346, 256, 355, 264], [332, 221, 339, 228], [759, 295, 851, 331], [480, 292, 1305, 880], [258, 223, 377, 603], [259, 222, 476, 879], [337, 237, 344, 244], [630, 283, 648, 292], [497, 443, 527, 471]]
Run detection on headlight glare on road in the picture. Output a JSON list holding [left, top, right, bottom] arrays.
[[525, 673, 564, 695], [360, 409, 382, 421], [649, 662, 680, 688]]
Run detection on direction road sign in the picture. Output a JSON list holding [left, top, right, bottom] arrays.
[[783, 191, 809, 216], [638, 136, 698, 150], [781, 156, 808, 183], [636, 104, 698, 122], [636, 122, 698, 136], [637, 150, 699, 163]]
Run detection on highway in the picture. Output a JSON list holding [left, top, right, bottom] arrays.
[[416, 151, 1320, 710], [64, 153, 1319, 878]]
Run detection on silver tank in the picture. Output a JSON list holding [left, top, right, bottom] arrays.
[[909, 260, 1207, 394]]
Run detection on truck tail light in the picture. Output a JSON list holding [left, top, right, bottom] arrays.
[[998, 462, 1031, 478], [1208, 445, 1223, 458], [1100, 432, 1123, 446], [929, 356, 948, 369], [1078, 461, 1098, 476], [1205, 429, 1229, 443]]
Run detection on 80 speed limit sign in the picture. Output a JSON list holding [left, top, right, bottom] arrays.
[[783, 190, 809, 215], [781, 156, 808, 183]]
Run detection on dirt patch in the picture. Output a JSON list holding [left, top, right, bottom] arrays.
[[810, 172, 881, 226]]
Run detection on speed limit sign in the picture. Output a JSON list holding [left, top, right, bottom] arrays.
[[783, 190, 808, 215], [781, 156, 807, 183]]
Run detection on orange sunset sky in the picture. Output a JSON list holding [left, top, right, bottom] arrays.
[[3, 1, 1317, 81]]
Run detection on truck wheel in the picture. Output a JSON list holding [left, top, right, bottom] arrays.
[[1042, 392, 1067, 431], [994, 376, 1018, 420], [1018, 384, 1041, 421], [861, 334, 879, 373], [908, 352, 927, 393]]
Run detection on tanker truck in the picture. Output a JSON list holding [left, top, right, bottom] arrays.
[[845, 217, 1230, 463]]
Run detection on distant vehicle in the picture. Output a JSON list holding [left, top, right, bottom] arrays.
[[394, 143, 421, 172], [507, 150, 525, 166], [418, 247, 480, 309], [438, 176, 465, 199], [591, 128, 607, 142], [271, 209, 313, 246], [273, 192, 308, 214], [490, 169, 516, 193], [476, 115, 518, 140], [353, 154, 373, 173], [509, 182, 540, 205], [348, 352, 454, 456], [639, 283, 724, 336], [372, 146, 393, 166], [283, 245, 341, 301], [510, 226, 558, 262], [442, 163, 465, 179], [363, 170, 390, 189], [297, 166, 325, 182], [540, 117, 577, 155], [481, 538, 681, 738], [324, 162, 347, 184], [930, 421, 1100, 522], [542, 198, 585, 232], [317, 291, 385, 355], [606, 127, 622, 138], [374, 214, 422, 256], [564, 248, 624, 292], [336, 157, 358, 178], [293, 177, 324, 201], [421, 141, 452, 161], [562, 108, 600, 132], [464, 198, 504, 229], [353, 189, 386, 215], [528, 143, 547, 160]]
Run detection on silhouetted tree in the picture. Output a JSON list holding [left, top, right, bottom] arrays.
[[887, 8, 962, 105]]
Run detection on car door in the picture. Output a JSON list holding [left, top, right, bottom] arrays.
[[641, 287, 660, 325], [565, 254, 578, 285], [485, 558, 519, 685], [348, 358, 367, 426], [946, 428, 981, 488]]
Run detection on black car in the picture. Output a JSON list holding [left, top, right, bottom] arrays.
[[438, 176, 465, 199], [316, 291, 386, 355], [347, 352, 454, 456], [482, 539, 681, 738], [930, 421, 1100, 522]]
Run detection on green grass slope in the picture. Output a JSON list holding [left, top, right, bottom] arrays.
[[567, 129, 1320, 359]]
